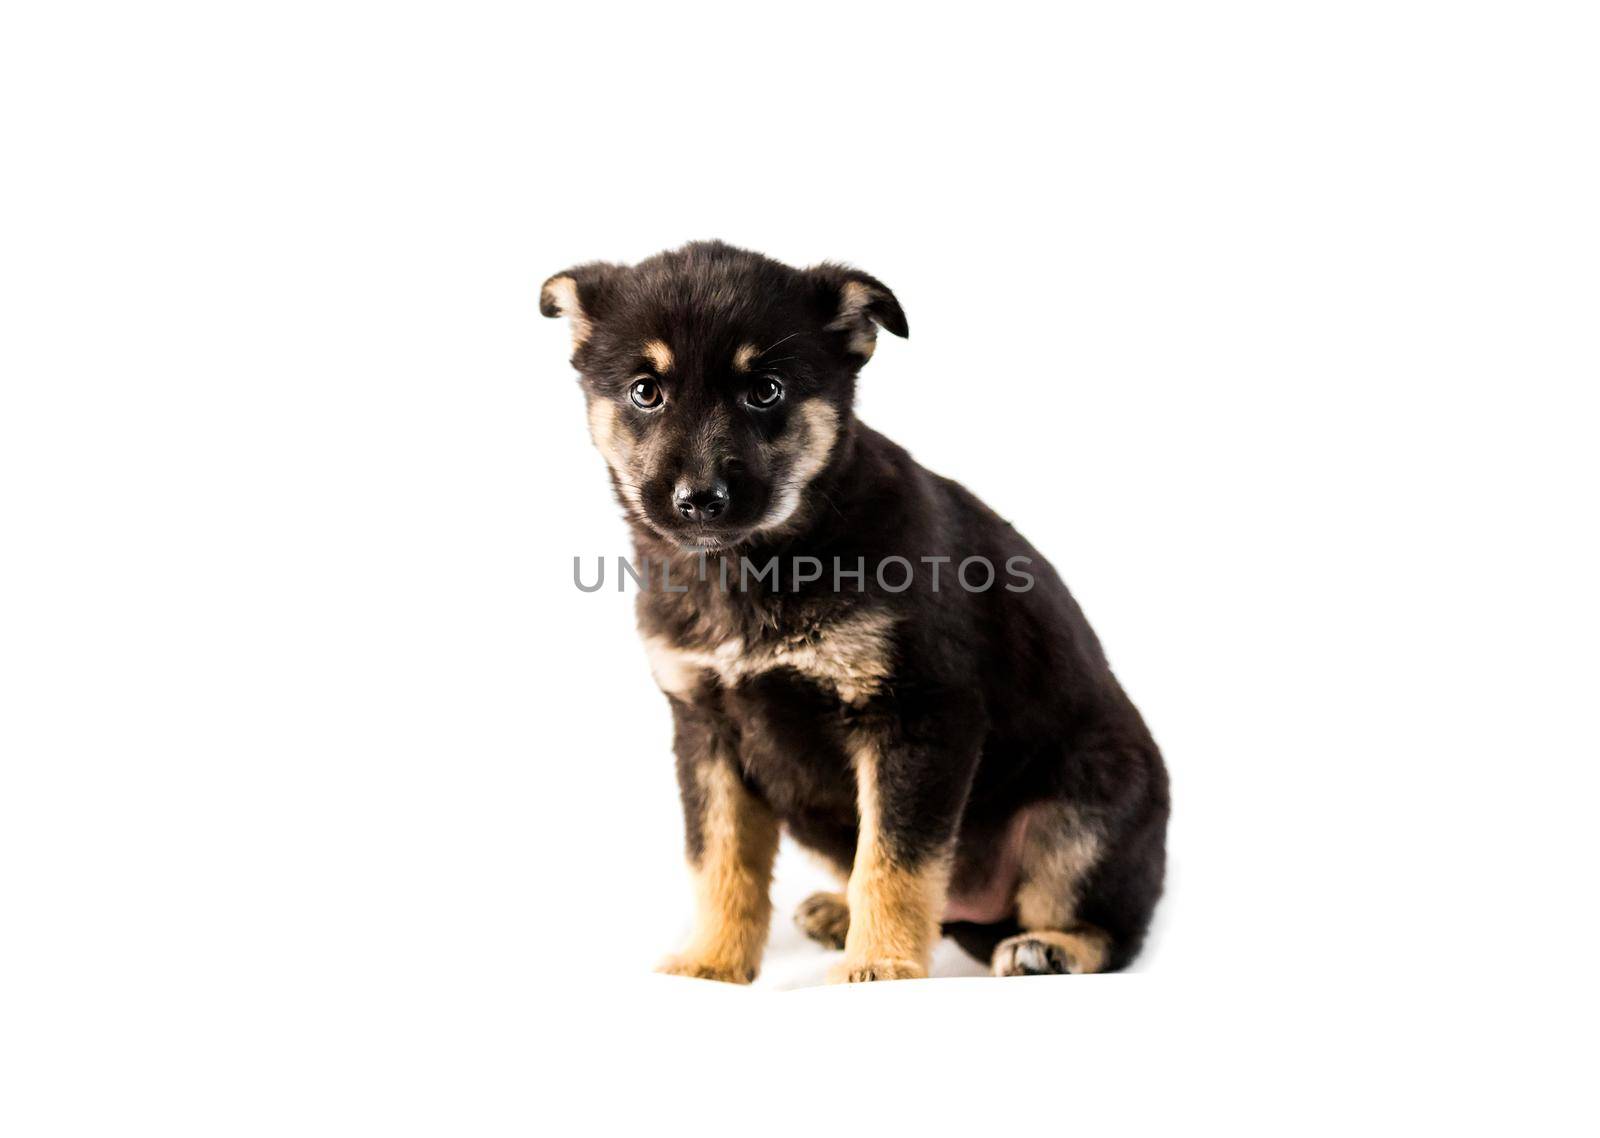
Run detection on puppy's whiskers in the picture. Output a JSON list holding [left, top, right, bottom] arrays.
[[759, 331, 800, 356]]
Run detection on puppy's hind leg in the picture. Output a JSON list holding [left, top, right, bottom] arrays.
[[793, 850, 852, 949], [794, 891, 850, 950], [992, 801, 1113, 977], [993, 925, 1113, 976]]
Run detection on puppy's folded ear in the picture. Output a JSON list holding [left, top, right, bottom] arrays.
[[808, 264, 909, 359], [540, 262, 622, 352]]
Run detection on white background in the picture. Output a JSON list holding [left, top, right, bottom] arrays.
[[3, 1, 1597, 1133]]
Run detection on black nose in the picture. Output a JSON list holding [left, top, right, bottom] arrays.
[[674, 480, 730, 522]]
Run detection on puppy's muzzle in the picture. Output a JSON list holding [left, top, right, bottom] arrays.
[[674, 479, 731, 522]]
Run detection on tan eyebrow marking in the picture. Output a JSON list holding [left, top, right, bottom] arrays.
[[732, 343, 760, 373], [642, 339, 674, 373]]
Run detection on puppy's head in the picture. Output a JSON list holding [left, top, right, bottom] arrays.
[[540, 241, 906, 550]]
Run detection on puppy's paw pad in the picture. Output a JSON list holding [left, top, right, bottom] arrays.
[[992, 934, 1076, 977], [830, 957, 926, 983], [656, 955, 754, 984], [794, 891, 850, 950]]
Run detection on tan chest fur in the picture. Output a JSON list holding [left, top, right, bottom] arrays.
[[642, 609, 897, 707]]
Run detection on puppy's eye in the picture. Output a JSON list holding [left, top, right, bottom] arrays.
[[748, 375, 784, 408], [629, 377, 663, 410]]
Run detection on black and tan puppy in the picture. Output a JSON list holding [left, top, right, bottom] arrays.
[[542, 242, 1168, 982]]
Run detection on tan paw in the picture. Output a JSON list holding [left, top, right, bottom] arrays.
[[656, 954, 755, 984], [794, 891, 850, 950], [991, 928, 1109, 976], [829, 956, 927, 983]]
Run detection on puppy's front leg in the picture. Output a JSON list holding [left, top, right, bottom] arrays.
[[833, 728, 973, 983], [657, 704, 778, 984]]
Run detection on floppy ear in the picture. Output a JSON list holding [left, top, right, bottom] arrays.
[[539, 262, 622, 351], [808, 264, 909, 359]]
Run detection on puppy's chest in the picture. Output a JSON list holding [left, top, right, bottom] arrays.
[[640, 601, 898, 710]]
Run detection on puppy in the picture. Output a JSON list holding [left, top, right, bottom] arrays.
[[542, 241, 1168, 982]]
